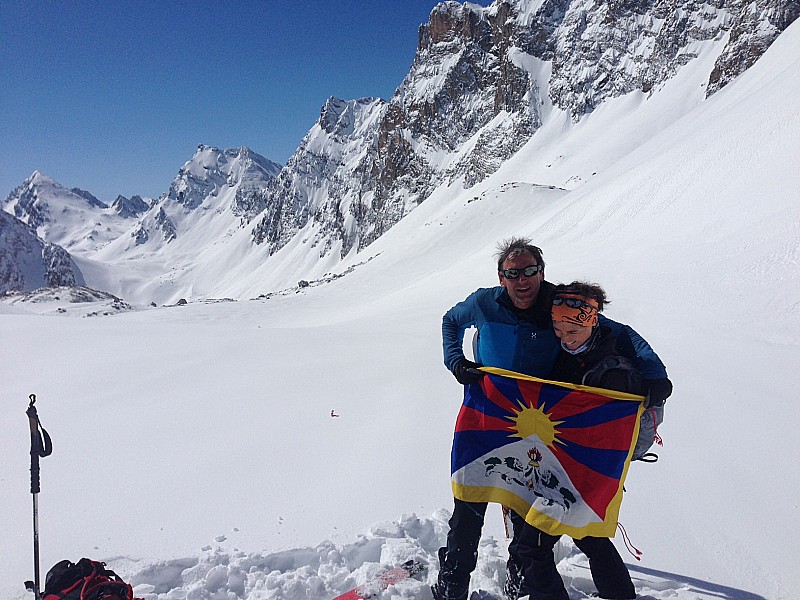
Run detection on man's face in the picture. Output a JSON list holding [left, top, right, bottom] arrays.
[[499, 251, 543, 309]]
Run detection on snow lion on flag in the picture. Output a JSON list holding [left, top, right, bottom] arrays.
[[451, 367, 645, 539]]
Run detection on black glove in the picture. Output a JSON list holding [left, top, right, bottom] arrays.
[[453, 359, 484, 385], [643, 377, 672, 408]]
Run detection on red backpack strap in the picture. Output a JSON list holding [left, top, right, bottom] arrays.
[[42, 559, 134, 600]]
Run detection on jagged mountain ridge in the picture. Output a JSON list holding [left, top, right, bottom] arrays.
[[2, 171, 143, 256], [95, 145, 281, 257], [1, 146, 286, 297], [1, 0, 796, 303]]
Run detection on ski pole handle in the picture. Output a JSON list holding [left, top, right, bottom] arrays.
[[25, 394, 49, 600], [26, 395, 52, 489]]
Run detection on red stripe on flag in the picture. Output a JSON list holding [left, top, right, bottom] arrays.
[[518, 380, 545, 410], [557, 415, 638, 451], [543, 388, 607, 422], [455, 405, 515, 433], [552, 445, 620, 520]]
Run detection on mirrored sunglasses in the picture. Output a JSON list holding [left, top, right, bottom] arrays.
[[500, 265, 543, 279], [552, 296, 596, 309]]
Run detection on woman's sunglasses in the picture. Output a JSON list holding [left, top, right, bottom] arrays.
[[552, 296, 596, 309]]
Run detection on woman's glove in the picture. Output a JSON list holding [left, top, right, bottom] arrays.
[[643, 377, 673, 407]]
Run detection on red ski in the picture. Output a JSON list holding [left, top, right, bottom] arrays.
[[332, 560, 426, 599]]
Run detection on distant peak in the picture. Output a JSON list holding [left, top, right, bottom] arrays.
[[28, 170, 55, 185]]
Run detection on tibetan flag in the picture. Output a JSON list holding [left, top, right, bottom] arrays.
[[451, 367, 645, 539]]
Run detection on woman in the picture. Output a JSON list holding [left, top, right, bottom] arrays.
[[514, 282, 640, 600], [551, 282, 663, 462], [550, 281, 643, 393]]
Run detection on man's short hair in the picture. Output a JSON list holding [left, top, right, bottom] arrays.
[[495, 237, 545, 271]]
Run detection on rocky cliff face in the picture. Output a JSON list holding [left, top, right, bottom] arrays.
[[0, 210, 85, 294], [111, 194, 149, 218], [249, 0, 797, 262], [251, 97, 388, 258], [707, 0, 800, 94], [251, 2, 542, 258]]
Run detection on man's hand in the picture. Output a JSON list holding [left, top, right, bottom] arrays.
[[643, 377, 672, 408], [453, 359, 484, 385]]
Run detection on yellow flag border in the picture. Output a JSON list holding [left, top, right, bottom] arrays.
[[478, 366, 646, 402]]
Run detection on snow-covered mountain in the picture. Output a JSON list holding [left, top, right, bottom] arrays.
[[0, 210, 85, 293], [1, 17, 798, 599], [2, 171, 134, 254], [110, 194, 149, 219], [113, 145, 281, 251], [250, 0, 799, 261], [1, 0, 797, 306]]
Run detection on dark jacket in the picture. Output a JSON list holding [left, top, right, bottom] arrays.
[[550, 325, 644, 395], [442, 282, 668, 380]]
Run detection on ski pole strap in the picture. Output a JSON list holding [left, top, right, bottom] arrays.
[[26, 395, 53, 459]]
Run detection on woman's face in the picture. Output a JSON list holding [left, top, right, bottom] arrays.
[[553, 321, 592, 351]]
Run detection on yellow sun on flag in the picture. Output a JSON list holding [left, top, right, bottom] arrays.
[[509, 404, 564, 447]]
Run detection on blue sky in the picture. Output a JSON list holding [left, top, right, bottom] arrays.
[[0, 0, 475, 201]]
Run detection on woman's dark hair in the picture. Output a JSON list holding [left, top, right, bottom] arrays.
[[495, 237, 545, 271], [554, 281, 610, 311]]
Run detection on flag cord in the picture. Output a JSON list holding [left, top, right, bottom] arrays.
[[650, 408, 664, 447], [502, 505, 512, 539], [617, 522, 642, 561]]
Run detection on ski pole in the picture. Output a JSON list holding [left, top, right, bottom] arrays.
[[24, 394, 52, 600]]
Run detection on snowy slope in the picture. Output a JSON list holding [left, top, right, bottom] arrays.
[[1, 17, 799, 600]]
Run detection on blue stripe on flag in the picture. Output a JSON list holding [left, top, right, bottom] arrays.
[[535, 380, 574, 411], [451, 429, 514, 474], [556, 439, 629, 479], [558, 399, 640, 429]]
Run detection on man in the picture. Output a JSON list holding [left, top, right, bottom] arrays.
[[433, 238, 671, 600]]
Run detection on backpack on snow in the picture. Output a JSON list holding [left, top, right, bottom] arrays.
[[42, 558, 136, 600]]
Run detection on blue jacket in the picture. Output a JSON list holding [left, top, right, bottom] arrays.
[[442, 283, 668, 380]]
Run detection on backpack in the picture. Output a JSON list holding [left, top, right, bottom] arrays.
[[581, 355, 663, 461], [581, 354, 642, 394], [42, 558, 136, 600]]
